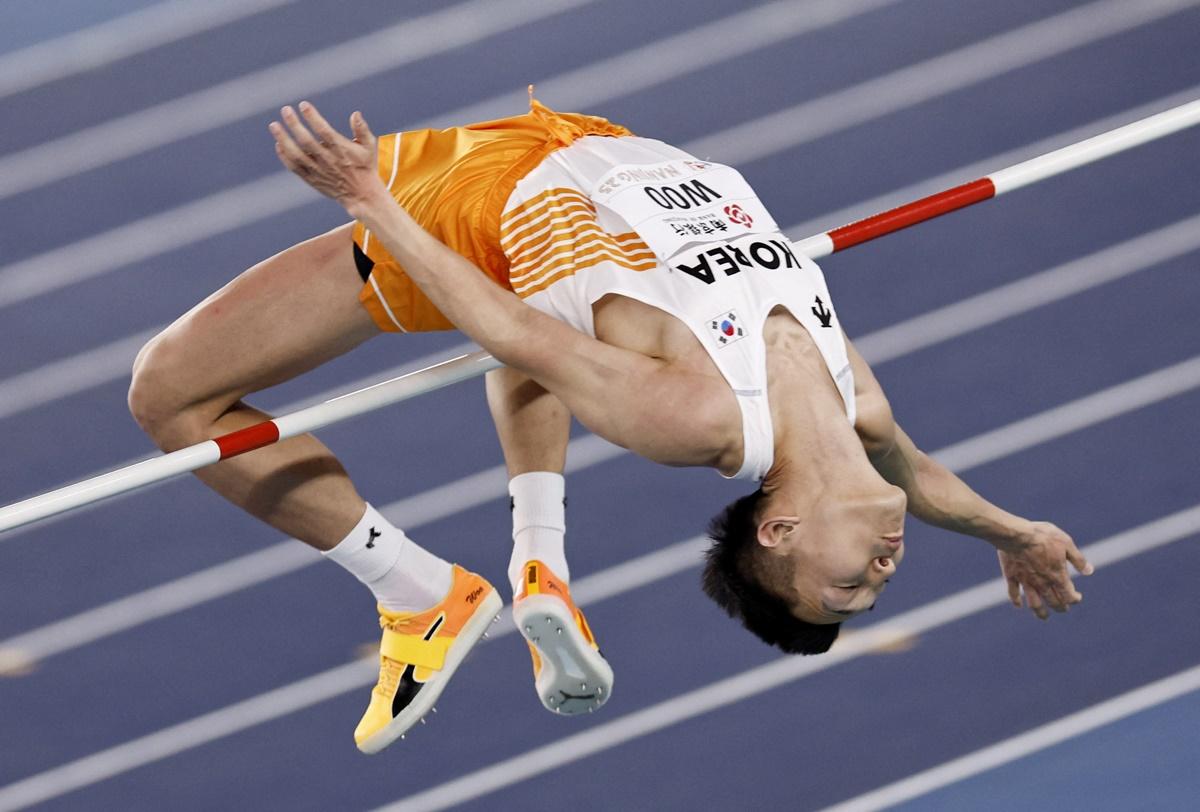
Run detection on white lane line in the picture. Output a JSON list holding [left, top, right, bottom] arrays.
[[933, 355, 1200, 473], [0, 0, 896, 308], [0, 173, 318, 309], [378, 508, 1200, 812], [0, 657, 379, 812], [5, 88, 1199, 424], [0, 0, 299, 100], [686, 0, 1200, 165], [2, 359, 1197, 809], [0, 0, 594, 200], [0, 329, 473, 427], [0, 0, 887, 203], [0, 327, 159, 421], [414, 0, 904, 128], [0, 542, 314, 675], [852, 211, 1200, 365], [786, 82, 1200, 244], [820, 664, 1200, 811]]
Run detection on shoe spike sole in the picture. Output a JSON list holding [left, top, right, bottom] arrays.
[[514, 596, 613, 718]]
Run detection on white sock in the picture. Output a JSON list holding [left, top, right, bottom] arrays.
[[323, 503, 454, 613], [507, 472, 568, 596]]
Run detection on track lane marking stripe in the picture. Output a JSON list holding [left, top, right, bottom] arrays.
[[0, 0, 300, 100], [819, 663, 1200, 811]]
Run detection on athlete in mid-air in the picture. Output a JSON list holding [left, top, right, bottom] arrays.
[[128, 96, 1091, 753]]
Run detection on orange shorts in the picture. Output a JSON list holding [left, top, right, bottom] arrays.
[[354, 100, 631, 332]]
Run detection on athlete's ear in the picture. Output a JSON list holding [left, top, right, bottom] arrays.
[[757, 515, 801, 548]]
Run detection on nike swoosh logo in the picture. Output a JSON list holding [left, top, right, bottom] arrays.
[[390, 615, 444, 718]]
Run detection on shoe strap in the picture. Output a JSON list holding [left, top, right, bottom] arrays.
[[381, 628, 451, 670]]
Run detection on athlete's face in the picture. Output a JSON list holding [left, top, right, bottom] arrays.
[[770, 484, 908, 624]]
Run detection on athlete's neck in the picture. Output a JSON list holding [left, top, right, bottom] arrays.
[[762, 322, 872, 507]]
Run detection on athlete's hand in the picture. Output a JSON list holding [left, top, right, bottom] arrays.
[[269, 101, 385, 219], [995, 521, 1093, 620]]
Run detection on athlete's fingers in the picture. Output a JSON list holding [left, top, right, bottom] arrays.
[[1066, 541, 1094, 576], [298, 101, 348, 149], [1059, 569, 1084, 604], [351, 110, 375, 146], [273, 113, 314, 170], [1006, 575, 1022, 608], [1024, 587, 1049, 620], [1044, 584, 1069, 613], [281, 105, 323, 157], [1039, 574, 1071, 613], [268, 120, 310, 174]]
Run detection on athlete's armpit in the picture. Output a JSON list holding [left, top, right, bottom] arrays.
[[842, 333, 896, 460], [509, 308, 741, 471]]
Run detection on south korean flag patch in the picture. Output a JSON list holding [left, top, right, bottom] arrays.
[[708, 309, 746, 348]]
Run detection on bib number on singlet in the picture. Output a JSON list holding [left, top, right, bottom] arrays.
[[590, 159, 778, 262]]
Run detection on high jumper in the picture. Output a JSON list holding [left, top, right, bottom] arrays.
[[15, 93, 1198, 753], [148, 95, 1093, 751]]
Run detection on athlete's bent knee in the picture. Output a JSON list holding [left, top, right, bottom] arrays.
[[127, 333, 206, 448]]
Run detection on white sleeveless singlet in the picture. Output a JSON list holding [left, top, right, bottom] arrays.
[[500, 136, 855, 481]]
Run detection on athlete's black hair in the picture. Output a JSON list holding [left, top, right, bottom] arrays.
[[701, 488, 840, 655]]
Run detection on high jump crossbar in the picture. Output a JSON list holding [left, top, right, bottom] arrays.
[[2, 98, 1198, 533]]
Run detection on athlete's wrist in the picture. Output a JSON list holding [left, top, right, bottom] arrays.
[[976, 513, 1035, 550], [345, 184, 396, 226]]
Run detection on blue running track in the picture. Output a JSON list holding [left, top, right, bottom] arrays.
[[1, 1, 1198, 809]]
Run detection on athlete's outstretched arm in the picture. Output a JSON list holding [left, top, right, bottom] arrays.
[[269, 103, 736, 470], [843, 335, 1093, 620]]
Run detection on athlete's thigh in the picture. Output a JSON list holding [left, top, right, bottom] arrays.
[[142, 222, 378, 411]]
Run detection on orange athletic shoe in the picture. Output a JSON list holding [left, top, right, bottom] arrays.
[[513, 560, 613, 715], [354, 565, 501, 753]]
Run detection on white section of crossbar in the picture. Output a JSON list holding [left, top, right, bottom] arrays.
[[990, 98, 1200, 194], [0, 352, 500, 533]]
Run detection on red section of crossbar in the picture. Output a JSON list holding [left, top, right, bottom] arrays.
[[214, 421, 281, 459], [829, 177, 997, 252]]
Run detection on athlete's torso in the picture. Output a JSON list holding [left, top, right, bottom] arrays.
[[592, 294, 850, 475], [502, 134, 856, 479]]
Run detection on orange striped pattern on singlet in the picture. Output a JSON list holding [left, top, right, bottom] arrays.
[[353, 100, 633, 333], [500, 187, 656, 298]]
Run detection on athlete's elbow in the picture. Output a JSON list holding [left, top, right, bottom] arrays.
[[477, 304, 544, 371]]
